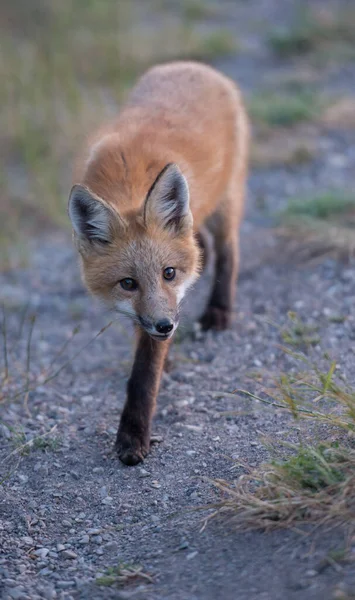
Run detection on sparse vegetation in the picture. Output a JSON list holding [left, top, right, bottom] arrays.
[[277, 191, 355, 262], [249, 89, 322, 127], [268, 6, 355, 61], [281, 192, 355, 221], [96, 563, 153, 587], [207, 346, 355, 530], [280, 312, 320, 349]]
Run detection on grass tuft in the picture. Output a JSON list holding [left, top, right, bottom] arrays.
[[204, 343, 355, 530], [96, 563, 153, 588], [268, 6, 355, 59], [276, 191, 355, 263], [249, 90, 322, 127]]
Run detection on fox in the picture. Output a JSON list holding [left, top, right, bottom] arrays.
[[68, 61, 249, 466]]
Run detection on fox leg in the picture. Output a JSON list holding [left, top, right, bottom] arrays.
[[200, 170, 247, 331], [115, 328, 170, 466], [200, 208, 239, 331]]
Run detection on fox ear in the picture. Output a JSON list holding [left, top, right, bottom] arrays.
[[68, 185, 119, 244], [143, 164, 192, 233]]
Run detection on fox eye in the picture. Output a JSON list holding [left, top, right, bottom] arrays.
[[120, 278, 138, 291], [163, 267, 176, 281]]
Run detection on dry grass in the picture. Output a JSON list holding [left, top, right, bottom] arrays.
[[95, 563, 154, 588], [276, 191, 355, 263], [204, 343, 355, 531], [0, 0, 236, 268]]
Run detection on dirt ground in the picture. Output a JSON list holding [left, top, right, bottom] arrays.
[[1, 1, 355, 599]]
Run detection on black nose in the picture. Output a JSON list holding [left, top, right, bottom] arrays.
[[155, 319, 174, 334]]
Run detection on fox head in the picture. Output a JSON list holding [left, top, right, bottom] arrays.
[[68, 163, 200, 340]]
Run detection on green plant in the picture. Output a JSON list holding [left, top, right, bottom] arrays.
[[249, 90, 321, 126], [204, 344, 355, 530], [96, 563, 153, 587]]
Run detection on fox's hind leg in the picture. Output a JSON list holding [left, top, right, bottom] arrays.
[[199, 200, 240, 331], [200, 171, 247, 330]]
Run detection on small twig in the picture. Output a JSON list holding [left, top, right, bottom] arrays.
[[25, 315, 36, 393], [45, 325, 80, 372]]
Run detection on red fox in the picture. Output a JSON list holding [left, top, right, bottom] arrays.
[[68, 61, 249, 466]]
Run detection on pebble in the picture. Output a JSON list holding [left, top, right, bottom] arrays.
[[99, 486, 108, 498], [62, 550, 77, 559], [79, 535, 90, 545], [151, 481, 161, 489], [87, 528, 102, 535], [102, 497, 113, 505], [56, 581, 75, 589], [93, 467, 104, 474], [21, 537, 34, 546], [178, 541, 189, 550], [138, 468, 151, 478], [103, 541, 118, 552], [8, 588, 27, 600], [42, 587, 57, 600], [33, 548, 49, 559], [92, 535, 103, 544], [39, 567, 53, 576], [56, 544, 66, 552]]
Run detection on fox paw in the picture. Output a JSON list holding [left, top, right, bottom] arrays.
[[200, 306, 231, 331], [115, 431, 149, 466]]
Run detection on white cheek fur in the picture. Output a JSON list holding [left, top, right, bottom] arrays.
[[115, 299, 137, 319], [176, 276, 197, 304]]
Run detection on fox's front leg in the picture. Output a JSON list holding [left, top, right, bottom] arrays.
[[115, 328, 170, 466]]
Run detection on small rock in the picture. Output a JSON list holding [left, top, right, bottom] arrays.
[[62, 550, 77, 560], [33, 548, 49, 559], [3, 578, 17, 587], [79, 535, 90, 545], [87, 528, 102, 535], [99, 486, 108, 498], [103, 541, 118, 552], [56, 581, 75, 589], [92, 535, 103, 544], [21, 537, 34, 546], [8, 588, 26, 600], [138, 468, 150, 478], [305, 569, 318, 577], [18, 474, 29, 484], [102, 497, 113, 505], [42, 587, 57, 600], [93, 467, 104, 474], [151, 481, 161, 489], [56, 544, 66, 552], [0, 423, 11, 439], [39, 567, 53, 576], [178, 541, 189, 550], [186, 551, 198, 560]]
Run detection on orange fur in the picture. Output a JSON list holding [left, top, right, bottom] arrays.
[[69, 61, 249, 465]]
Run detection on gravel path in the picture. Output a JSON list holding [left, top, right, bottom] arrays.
[[2, 1, 355, 599]]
